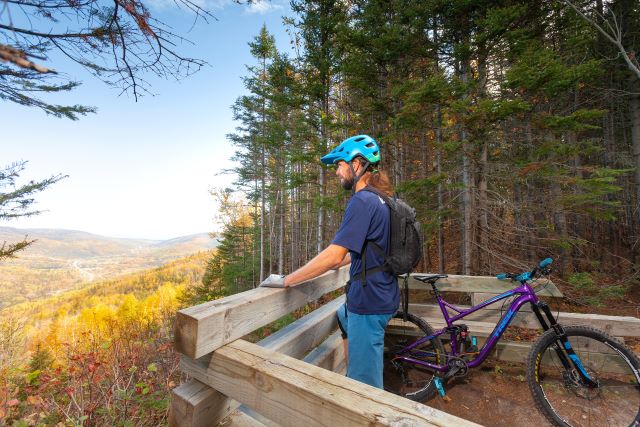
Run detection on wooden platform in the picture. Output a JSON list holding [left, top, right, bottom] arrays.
[[171, 267, 479, 427], [170, 266, 639, 427]]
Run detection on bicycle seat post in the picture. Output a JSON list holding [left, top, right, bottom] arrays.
[[429, 280, 441, 298]]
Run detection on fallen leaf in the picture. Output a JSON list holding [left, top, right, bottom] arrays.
[[26, 395, 42, 405]]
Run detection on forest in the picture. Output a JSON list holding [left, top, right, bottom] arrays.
[[200, 0, 640, 311], [0, 253, 210, 425], [3, 0, 640, 425]]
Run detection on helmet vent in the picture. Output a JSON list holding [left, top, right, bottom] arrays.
[[338, 147, 344, 152], [355, 137, 365, 142], [365, 142, 375, 148]]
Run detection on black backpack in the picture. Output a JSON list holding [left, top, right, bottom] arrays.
[[354, 186, 423, 282]]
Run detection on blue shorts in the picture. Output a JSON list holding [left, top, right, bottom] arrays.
[[336, 303, 394, 388]]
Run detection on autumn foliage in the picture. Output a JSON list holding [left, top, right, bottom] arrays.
[[0, 253, 209, 425]]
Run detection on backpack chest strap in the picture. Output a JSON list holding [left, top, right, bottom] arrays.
[[352, 240, 388, 285]]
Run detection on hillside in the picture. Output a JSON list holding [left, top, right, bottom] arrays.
[[0, 252, 211, 425], [0, 227, 218, 309]]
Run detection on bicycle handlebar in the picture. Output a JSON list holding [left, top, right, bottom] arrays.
[[496, 258, 553, 282]]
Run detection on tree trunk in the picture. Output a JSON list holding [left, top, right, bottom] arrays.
[[436, 106, 445, 274], [260, 146, 266, 282], [278, 189, 285, 275], [478, 139, 489, 273], [460, 62, 473, 275], [630, 90, 640, 226]]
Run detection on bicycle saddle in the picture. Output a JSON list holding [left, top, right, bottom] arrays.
[[412, 274, 448, 283]]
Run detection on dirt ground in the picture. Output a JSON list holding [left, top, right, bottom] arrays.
[[422, 362, 552, 427]]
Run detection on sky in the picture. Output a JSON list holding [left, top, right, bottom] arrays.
[[2, 0, 294, 240]]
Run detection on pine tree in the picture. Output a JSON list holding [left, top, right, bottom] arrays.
[[0, 161, 66, 260]]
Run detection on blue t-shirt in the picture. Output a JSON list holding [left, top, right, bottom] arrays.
[[332, 190, 399, 315]]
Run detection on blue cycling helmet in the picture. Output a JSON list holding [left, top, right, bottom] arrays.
[[320, 135, 381, 165]]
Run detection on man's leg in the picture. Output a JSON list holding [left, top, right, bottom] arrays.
[[345, 311, 393, 388]]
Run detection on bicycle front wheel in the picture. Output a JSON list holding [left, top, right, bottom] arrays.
[[526, 325, 640, 427], [383, 311, 444, 402]]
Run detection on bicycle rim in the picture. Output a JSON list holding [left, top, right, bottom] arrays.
[[531, 327, 640, 427], [383, 312, 443, 401]]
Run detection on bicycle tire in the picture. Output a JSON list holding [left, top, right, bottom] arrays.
[[383, 311, 445, 401], [526, 325, 640, 427]]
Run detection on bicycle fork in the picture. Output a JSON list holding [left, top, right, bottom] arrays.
[[531, 301, 599, 388]]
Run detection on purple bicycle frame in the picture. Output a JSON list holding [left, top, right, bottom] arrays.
[[396, 282, 540, 373]]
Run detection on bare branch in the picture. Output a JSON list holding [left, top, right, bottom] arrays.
[[559, 0, 640, 80], [0, 42, 54, 72], [0, 0, 215, 109]]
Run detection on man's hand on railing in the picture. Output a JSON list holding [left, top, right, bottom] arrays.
[[259, 274, 286, 288]]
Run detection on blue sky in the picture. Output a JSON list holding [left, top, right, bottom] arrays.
[[2, 0, 293, 240]]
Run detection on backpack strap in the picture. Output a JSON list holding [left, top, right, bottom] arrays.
[[351, 186, 393, 285], [361, 185, 393, 207], [353, 240, 387, 285]]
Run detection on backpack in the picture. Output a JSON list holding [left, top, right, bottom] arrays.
[[354, 186, 423, 281]]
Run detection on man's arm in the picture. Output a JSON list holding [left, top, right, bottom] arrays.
[[335, 253, 351, 269], [284, 244, 349, 287]]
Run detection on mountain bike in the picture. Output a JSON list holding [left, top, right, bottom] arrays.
[[383, 258, 640, 427]]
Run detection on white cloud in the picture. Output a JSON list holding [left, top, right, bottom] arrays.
[[145, 0, 280, 15], [145, 0, 231, 13], [245, 0, 283, 15]]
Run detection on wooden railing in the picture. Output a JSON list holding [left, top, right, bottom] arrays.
[[169, 266, 640, 426]]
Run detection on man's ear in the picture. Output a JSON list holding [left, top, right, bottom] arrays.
[[353, 157, 363, 170]]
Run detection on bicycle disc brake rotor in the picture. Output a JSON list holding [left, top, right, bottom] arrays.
[[562, 368, 601, 400]]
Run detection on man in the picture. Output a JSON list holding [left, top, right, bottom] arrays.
[[283, 134, 399, 389]]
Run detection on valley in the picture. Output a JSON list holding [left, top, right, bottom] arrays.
[[0, 227, 217, 308]]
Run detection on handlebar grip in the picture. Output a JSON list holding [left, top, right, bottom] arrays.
[[539, 258, 553, 268], [496, 273, 507, 280]]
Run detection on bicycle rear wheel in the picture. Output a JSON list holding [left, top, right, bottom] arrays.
[[383, 311, 444, 401], [526, 325, 640, 427]]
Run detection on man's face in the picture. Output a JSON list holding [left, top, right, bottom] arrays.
[[336, 160, 356, 190]]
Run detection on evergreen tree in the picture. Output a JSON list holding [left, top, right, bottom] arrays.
[[208, 0, 640, 302], [0, 161, 66, 260]]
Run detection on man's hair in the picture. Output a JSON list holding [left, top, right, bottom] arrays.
[[367, 167, 394, 196], [352, 155, 394, 196]]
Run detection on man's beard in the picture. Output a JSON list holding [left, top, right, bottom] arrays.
[[340, 175, 355, 190]]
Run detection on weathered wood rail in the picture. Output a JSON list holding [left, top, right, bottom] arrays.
[[170, 266, 640, 427]]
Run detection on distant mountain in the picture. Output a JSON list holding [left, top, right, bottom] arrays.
[[0, 227, 218, 309]]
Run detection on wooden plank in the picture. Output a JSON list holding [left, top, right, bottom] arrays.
[[169, 380, 232, 427], [408, 274, 562, 297], [259, 295, 345, 360], [220, 409, 268, 427], [196, 332, 346, 426], [186, 339, 481, 427], [387, 318, 496, 337], [236, 406, 278, 427], [493, 341, 632, 374], [303, 330, 346, 374], [408, 303, 640, 337], [171, 296, 345, 427], [174, 267, 349, 359]]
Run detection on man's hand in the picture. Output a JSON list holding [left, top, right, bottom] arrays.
[[259, 274, 286, 288]]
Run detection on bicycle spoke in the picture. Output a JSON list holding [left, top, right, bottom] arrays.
[[527, 326, 640, 427]]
